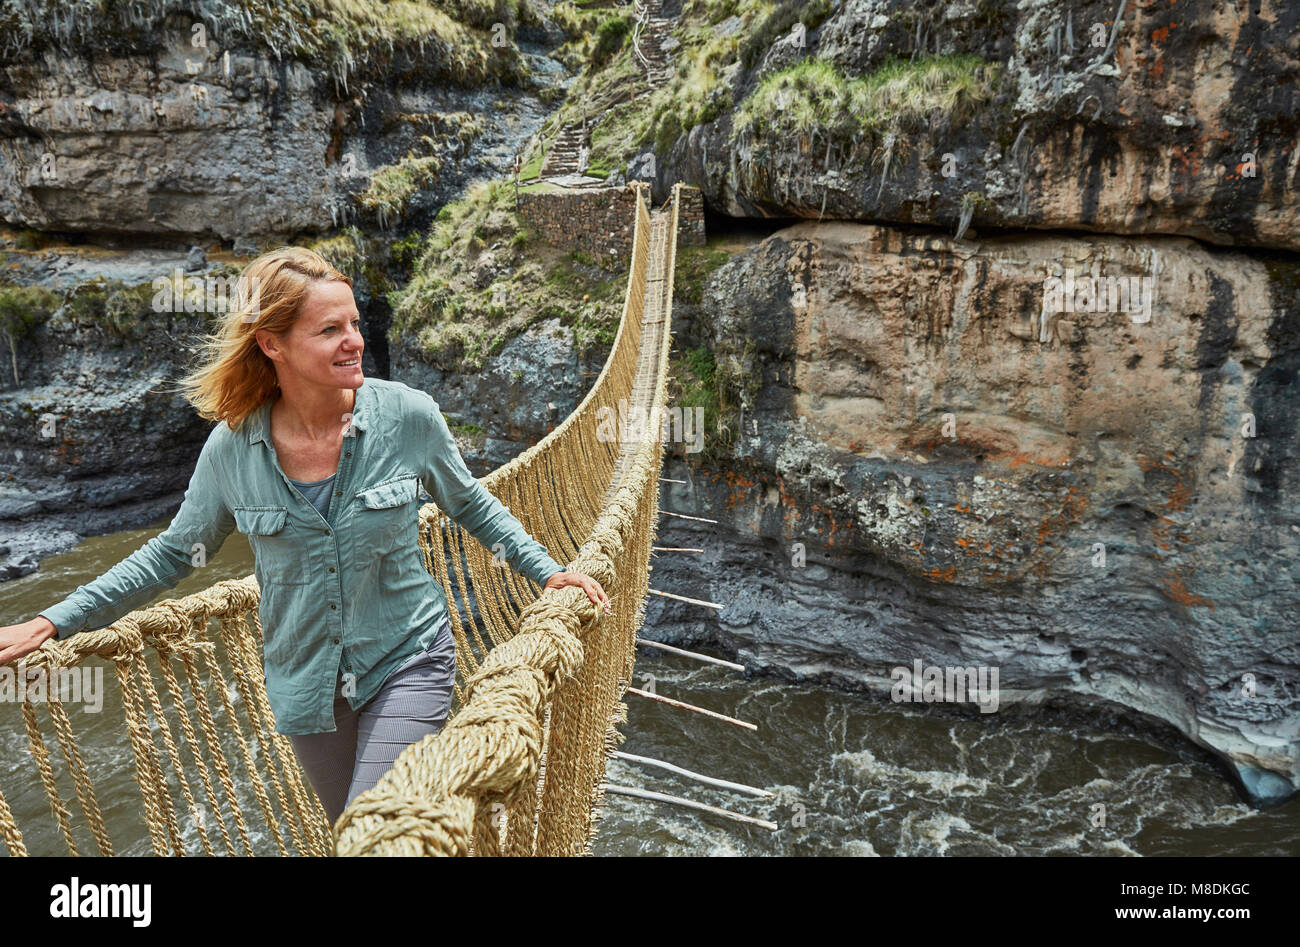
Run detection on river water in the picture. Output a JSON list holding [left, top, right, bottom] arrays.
[[3, 520, 1298, 856]]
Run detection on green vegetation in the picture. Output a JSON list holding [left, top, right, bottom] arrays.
[[307, 226, 398, 294], [592, 15, 632, 66], [0, 285, 60, 337], [307, 227, 369, 279], [0, 285, 60, 384], [737, 0, 834, 69], [13, 229, 58, 252], [518, 146, 546, 181], [550, 0, 636, 73], [666, 237, 759, 461], [357, 153, 443, 229], [672, 243, 735, 305], [389, 179, 626, 372], [64, 279, 174, 338], [540, 0, 831, 177], [670, 338, 759, 462], [0, 0, 538, 89], [539, 0, 1000, 187], [443, 412, 486, 436], [732, 54, 1000, 151], [677, 345, 720, 427]]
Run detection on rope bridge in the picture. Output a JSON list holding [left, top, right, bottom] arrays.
[[0, 181, 684, 857]]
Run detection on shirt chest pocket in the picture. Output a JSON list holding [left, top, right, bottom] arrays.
[[233, 506, 312, 587], [354, 475, 419, 558]]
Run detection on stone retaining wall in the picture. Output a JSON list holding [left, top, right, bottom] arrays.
[[673, 183, 706, 246], [517, 185, 639, 265]]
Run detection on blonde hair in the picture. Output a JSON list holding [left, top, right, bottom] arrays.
[[170, 247, 354, 431]]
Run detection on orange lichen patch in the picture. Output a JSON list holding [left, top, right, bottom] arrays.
[[955, 537, 972, 547], [1163, 576, 1214, 610], [923, 567, 957, 582], [1136, 458, 1193, 511], [953, 504, 972, 513], [1152, 23, 1176, 44], [1035, 486, 1088, 547], [719, 469, 759, 512]]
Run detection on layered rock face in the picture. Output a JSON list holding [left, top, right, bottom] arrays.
[[651, 220, 1299, 804], [0, 5, 569, 572], [0, 10, 559, 242], [658, 0, 1299, 253]]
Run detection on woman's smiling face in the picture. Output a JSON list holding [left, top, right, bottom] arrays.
[[261, 279, 364, 391]]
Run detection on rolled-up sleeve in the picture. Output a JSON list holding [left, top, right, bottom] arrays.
[[414, 393, 563, 587], [39, 428, 236, 640]]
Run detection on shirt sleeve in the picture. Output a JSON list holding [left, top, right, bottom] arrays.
[[38, 427, 237, 640], [414, 392, 564, 587]]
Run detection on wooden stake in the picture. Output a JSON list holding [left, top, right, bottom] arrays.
[[611, 750, 772, 798], [602, 784, 777, 830], [659, 477, 687, 483], [661, 510, 718, 523], [651, 546, 704, 553], [626, 686, 757, 730], [635, 637, 744, 672], [649, 588, 724, 610]]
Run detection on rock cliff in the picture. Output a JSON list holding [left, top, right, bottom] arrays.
[[650, 219, 1300, 805], [655, 0, 1299, 253]]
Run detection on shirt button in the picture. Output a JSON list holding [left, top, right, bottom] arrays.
[[330, 603, 337, 610], [335, 490, 342, 497], [328, 566, 335, 573], [345, 451, 351, 457]]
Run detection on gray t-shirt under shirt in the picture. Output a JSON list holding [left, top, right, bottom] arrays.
[[288, 471, 336, 521]]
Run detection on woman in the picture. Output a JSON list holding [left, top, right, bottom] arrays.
[[0, 247, 609, 825]]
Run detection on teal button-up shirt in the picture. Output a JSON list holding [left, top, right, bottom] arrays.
[[38, 377, 564, 735]]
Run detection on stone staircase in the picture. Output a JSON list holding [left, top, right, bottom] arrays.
[[540, 121, 587, 177], [634, 0, 675, 87], [535, 0, 676, 182]]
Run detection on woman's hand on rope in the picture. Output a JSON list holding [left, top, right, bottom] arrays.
[[543, 571, 612, 615], [0, 617, 59, 666]]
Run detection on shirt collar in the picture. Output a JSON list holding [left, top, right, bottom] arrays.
[[247, 380, 371, 446]]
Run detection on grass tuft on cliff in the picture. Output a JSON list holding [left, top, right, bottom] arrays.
[[388, 178, 626, 373], [357, 154, 444, 230], [733, 54, 1001, 150]]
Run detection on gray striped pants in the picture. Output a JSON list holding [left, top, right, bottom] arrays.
[[288, 620, 457, 826]]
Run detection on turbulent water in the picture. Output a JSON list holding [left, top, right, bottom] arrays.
[[3, 521, 1298, 856], [592, 657, 1300, 856]]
